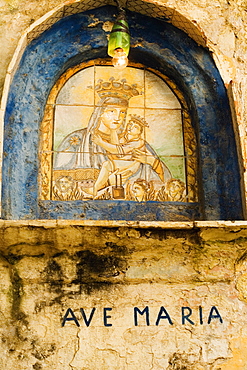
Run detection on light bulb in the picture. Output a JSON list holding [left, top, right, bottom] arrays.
[[112, 48, 128, 70]]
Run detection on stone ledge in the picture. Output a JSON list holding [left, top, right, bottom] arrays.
[[0, 219, 247, 229]]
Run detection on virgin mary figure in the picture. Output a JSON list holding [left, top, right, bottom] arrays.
[[52, 77, 172, 199], [53, 78, 140, 195], [54, 78, 139, 170]]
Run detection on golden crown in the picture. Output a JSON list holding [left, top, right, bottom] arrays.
[[129, 114, 149, 127], [95, 77, 140, 100]]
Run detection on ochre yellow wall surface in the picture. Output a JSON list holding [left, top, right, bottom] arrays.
[[1, 1, 247, 368], [0, 221, 247, 369]]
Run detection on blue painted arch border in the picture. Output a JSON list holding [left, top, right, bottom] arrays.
[[1, 5, 244, 220]]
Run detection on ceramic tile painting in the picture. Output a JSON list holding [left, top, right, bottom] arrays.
[[40, 63, 197, 203]]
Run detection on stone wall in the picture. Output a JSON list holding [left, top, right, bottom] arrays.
[[0, 220, 247, 369], [1, 2, 247, 368]]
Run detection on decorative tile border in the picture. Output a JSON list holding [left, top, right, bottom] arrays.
[[26, 0, 207, 47], [27, 8, 66, 43]]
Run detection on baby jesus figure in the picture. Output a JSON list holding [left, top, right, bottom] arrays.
[[92, 115, 149, 197]]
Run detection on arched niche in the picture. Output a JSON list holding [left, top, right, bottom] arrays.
[[1, 5, 244, 220]]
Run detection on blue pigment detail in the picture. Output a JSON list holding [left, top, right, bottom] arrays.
[[1, 6, 244, 220]]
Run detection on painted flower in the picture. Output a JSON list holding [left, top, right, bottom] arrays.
[[69, 135, 81, 147]]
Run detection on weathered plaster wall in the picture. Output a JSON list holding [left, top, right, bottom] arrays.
[[1, 2, 247, 367], [161, 0, 247, 205], [0, 221, 247, 369], [0, 0, 247, 205]]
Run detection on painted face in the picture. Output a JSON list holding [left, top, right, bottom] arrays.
[[58, 177, 73, 192], [168, 180, 182, 196], [78, 179, 95, 189], [127, 121, 142, 137], [132, 183, 145, 201], [101, 106, 127, 130]]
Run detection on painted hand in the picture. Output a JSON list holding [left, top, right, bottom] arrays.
[[132, 149, 155, 166], [132, 149, 147, 163]]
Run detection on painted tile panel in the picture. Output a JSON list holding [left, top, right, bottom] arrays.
[[94, 66, 145, 108], [56, 67, 94, 105], [145, 109, 184, 156], [40, 63, 197, 203], [145, 70, 181, 109], [54, 106, 94, 151]]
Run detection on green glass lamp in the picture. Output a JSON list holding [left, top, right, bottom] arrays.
[[108, 8, 130, 70]]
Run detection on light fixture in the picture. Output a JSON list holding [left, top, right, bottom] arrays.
[[112, 48, 128, 70], [108, 1, 130, 70]]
